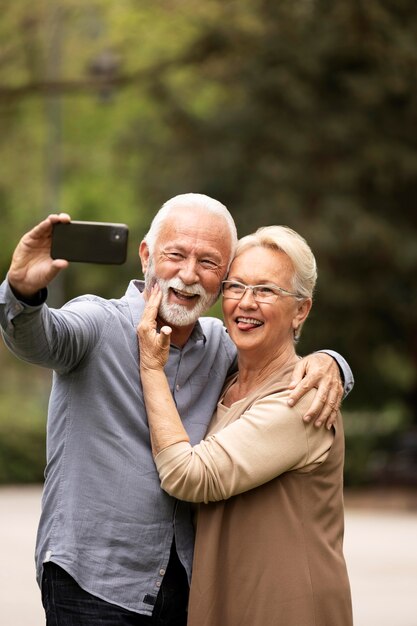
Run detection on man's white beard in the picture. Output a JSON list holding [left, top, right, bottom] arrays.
[[145, 262, 219, 327]]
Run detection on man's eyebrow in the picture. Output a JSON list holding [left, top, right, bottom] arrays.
[[164, 244, 224, 262]]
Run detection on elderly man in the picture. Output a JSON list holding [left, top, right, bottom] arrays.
[[0, 194, 352, 626]]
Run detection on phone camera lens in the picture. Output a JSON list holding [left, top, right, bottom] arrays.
[[111, 229, 123, 242]]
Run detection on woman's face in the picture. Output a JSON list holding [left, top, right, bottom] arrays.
[[222, 246, 311, 356]]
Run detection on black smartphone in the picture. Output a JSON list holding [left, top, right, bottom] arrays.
[[51, 221, 129, 265]]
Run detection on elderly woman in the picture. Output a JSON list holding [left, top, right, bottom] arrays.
[[138, 226, 353, 626]]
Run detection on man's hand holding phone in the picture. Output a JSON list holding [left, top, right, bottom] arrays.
[[8, 213, 71, 299], [8, 215, 129, 301]]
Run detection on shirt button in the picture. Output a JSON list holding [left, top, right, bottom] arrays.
[[156, 581, 161, 588], [159, 569, 166, 576], [176, 384, 180, 391]]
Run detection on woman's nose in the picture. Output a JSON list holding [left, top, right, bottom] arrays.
[[238, 288, 258, 308]]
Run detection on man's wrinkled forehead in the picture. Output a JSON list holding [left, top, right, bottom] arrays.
[[156, 208, 231, 256]]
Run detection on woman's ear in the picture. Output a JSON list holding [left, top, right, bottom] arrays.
[[292, 298, 312, 333]]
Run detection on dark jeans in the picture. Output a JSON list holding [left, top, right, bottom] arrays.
[[41, 543, 189, 626]]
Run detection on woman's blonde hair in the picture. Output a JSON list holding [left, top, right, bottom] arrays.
[[235, 225, 317, 299]]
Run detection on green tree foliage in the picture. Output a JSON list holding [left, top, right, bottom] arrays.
[[0, 0, 181, 287], [125, 0, 417, 420], [0, 0, 416, 482]]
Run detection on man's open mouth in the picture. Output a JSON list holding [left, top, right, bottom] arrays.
[[170, 287, 199, 302]]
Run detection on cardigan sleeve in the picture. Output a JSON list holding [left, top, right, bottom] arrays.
[[154, 389, 334, 503]]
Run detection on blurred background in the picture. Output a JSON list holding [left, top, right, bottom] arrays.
[[0, 0, 416, 623]]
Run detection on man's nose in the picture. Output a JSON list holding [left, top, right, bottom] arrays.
[[178, 258, 199, 284]]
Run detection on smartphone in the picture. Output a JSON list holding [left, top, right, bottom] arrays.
[[51, 221, 129, 265]]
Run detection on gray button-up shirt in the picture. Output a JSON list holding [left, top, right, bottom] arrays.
[[0, 278, 353, 615], [0, 279, 237, 615]]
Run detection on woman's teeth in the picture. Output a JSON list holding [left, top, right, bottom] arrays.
[[236, 317, 263, 327]]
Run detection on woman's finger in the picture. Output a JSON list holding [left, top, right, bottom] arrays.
[[141, 286, 162, 325], [159, 326, 172, 349], [147, 284, 162, 307]]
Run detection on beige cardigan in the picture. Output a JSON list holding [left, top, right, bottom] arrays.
[[156, 364, 352, 625], [155, 379, 333, 504]]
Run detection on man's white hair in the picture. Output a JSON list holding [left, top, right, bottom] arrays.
[[144, 193, 237, 267]]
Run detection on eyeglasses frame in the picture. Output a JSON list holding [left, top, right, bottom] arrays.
[[221, 280, 302, 303]]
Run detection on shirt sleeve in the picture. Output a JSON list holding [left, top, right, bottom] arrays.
[[0, 278, 108, 373], [316, 349, 354, 396], [154, 390, 334, 503]]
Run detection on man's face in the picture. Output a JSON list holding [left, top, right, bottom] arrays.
[[140, 207, 232, 327]]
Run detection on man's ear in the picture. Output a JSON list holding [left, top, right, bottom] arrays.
[[139, 240, 150, 274]]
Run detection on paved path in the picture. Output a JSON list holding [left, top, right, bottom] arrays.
[[0, 486, 44, 625], [344, 508, 417, 625], [1, 485, 417, 625]]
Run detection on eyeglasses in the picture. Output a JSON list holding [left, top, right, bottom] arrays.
[[221, 280, 302, 303]]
